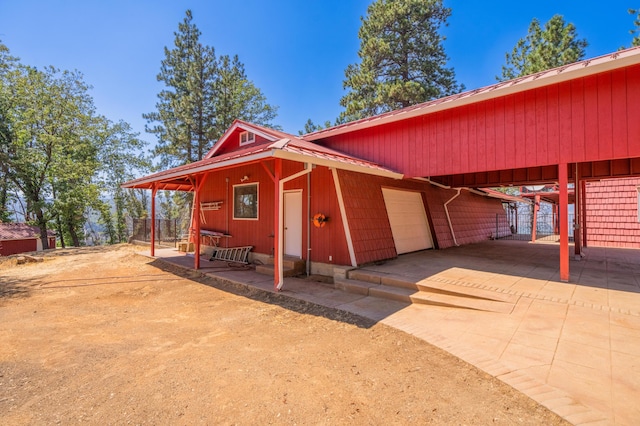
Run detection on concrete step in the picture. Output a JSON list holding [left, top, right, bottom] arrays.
[[410, 291, 515, 313], [350, 269, 519, 303], [256, 256, 305, 277], [255, 263, 301, 278], [334, 277, 516, 313], [262, 256, 306, 273]]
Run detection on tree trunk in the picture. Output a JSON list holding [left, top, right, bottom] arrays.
[[56, 215, 66, 248], [35, 208, 49, 250], [66, 215, 81, 247]]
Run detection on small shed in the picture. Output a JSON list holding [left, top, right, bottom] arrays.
[[0, 223, 56, 256]]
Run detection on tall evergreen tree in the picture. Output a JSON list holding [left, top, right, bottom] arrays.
[[145, 11, 278, 169], [144, 10, 217, 168], [213, 54, 278, 137], [499, 14, 587, 81], [339, 0, 463, 122]]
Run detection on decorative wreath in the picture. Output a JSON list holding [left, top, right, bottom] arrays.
[[312, 213, 329, 228]]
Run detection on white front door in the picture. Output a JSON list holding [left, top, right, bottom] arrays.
[[382, 188, 434, 254], [284, 191, 303, 258]]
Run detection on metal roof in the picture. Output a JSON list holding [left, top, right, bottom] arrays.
[[0, 223, 55, 241], [122, 130, 402, 190], [304, 46, 640, 141]]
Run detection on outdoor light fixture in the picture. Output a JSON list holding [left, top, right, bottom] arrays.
[[241, 175, 249, 182]]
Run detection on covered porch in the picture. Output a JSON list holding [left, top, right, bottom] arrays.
[[122, 125, 402, 291]]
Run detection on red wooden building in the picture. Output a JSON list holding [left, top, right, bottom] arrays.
[[0, 223, 57, 256], [124, 46, 640, 287]]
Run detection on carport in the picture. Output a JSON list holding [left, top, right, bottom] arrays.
[[306, 47, 640, 282]]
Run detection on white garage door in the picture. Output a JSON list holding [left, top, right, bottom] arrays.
[[382, 188, 434, 254]]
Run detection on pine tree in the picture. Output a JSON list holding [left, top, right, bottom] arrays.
[[145, 11, 278, 168], [339, 0, 463, 122], [499, 15, 587, 81], [144, 10, 218, 168], [213, 54, 278, 138]]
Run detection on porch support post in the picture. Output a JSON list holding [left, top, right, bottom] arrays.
[[574, 163, 582, 258], [274, 159, 282, 290], [150, 183, 157, 257], [581, 179, 588, 247], [194, 175, 201, 270], [531, 194, 540, 243], [559, 163, 569, 282]]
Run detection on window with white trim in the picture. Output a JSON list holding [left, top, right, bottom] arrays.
[[239, 131, 255, 146], [233, 183, 258, 220]]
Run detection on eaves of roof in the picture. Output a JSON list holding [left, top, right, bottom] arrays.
[[122, 138, 402, 190]]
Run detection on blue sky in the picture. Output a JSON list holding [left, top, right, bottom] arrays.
[[0, 1, 636, 146]]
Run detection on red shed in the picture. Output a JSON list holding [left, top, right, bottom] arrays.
[[0, 223, 56, 256]]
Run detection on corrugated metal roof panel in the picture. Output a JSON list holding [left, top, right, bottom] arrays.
[[0, 223, 56, 241]]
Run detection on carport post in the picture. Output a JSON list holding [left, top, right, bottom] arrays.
[[150, 184, 157, 257], [581, 180, 588, 247], [531, 194, 540, 242], [194, 175, 202, 270], [559, 163, 569, 282]]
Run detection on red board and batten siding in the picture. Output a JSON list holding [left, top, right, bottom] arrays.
[[321, 65, 640, 179], [0, 239, 38, 256], [585, 178, 640, 248], [198, 160, 352, 266]]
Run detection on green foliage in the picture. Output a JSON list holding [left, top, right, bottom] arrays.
[[0, 40, 149, 246], [214, 55, 279, 136], [629, 9, 640, 47], [499, 15, 587, 81], [339, 0, 463, 122], [299, 118, 333, 135], [145, 10, 278, 169]]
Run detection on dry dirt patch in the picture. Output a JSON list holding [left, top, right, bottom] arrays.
[[0, 245, 567, 424]]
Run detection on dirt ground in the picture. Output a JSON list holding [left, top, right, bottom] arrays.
[[0, 245, 568, 425]]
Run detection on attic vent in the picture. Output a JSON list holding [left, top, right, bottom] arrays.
[[240, 131, 255, 145]]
